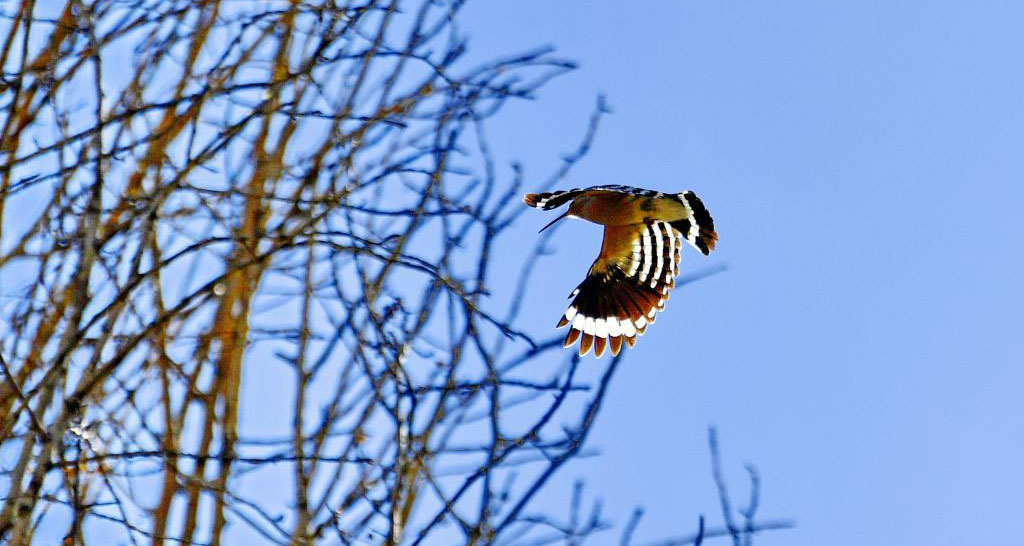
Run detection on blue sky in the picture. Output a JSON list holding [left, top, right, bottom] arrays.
[[4, 1, 1021, 544], [460, 1, 1024, 544]]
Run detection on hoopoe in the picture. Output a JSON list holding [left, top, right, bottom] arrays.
[[523, 185, 717, 358]]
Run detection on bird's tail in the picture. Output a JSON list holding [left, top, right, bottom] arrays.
[[670, 191, 717, 255]]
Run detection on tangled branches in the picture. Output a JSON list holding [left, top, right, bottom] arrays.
[[0, 1, 623, 543], [0, 1, 789, 545]]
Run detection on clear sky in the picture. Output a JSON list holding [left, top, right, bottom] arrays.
[[458, 1, 1024, 544], [5, 1, 1021, 544]]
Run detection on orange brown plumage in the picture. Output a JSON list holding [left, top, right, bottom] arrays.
[[523, 185, 717, 357]]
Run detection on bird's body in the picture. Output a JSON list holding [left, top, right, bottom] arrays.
[[523, 185, 717, 357]]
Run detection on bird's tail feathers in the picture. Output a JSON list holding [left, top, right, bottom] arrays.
[[670, 191, 717, 255]]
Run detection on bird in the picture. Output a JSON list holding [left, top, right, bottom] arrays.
[[523, 185, 717, 358]]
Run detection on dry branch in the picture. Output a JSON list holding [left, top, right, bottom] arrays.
[[0, 2, 785, 545]]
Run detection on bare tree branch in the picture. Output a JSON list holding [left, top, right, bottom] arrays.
[[0, 2, 781, 545]]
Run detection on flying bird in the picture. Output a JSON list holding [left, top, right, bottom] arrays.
[[523, 185, 717, 358]]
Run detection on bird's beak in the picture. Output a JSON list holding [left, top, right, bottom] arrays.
[[539, 210, 572, 233]]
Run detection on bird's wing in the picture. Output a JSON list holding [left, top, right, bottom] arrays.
[[557, 220, 685, 357], [523, 185, 665, 211]]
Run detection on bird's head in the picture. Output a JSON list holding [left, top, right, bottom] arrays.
[[538, 195, 592, 232]]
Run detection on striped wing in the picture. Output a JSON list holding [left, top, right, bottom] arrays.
[[557, 221, 685, 357], [523, 185, 666, 211]]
